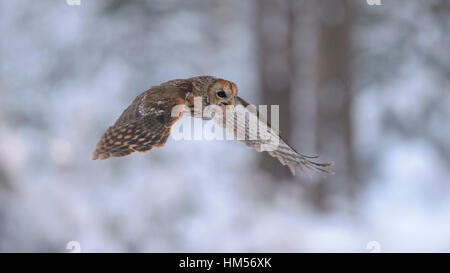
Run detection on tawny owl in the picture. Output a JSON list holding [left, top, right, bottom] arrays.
[[93, 76, 333, 175]]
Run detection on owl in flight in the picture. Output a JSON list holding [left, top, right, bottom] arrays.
[[93, 76, 333, 175]]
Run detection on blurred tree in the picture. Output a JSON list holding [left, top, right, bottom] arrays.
[[308, 0, 357, 210], [255, 0, 359, 210], [356, 0, 450, 173], [256, 0, 296, 180]]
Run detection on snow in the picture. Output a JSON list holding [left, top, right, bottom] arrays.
[[0, 0, 449, 252]]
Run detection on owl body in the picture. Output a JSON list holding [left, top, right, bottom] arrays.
[[93, 76, 332, 175]]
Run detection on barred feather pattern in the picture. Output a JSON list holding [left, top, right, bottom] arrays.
[[93, 76, 333, 176], [215, 96, 334, 176], [93, 86, 185, 160]]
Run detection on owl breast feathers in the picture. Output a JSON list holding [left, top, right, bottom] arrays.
[[93, 76, 333, 176]]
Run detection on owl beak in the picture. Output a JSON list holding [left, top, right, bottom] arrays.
[[220, 97, 234, 107]]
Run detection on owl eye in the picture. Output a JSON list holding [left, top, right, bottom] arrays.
[[217, 91, 227, 98]]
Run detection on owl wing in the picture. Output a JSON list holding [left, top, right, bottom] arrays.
[[215, 96, 333, 176], [93, 85, 186, 160]]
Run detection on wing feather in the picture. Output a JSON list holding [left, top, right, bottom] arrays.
[[215, 96, 334, 176], [93, 85, 185, 160]]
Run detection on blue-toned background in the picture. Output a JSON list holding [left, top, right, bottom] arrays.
[[0, 0, 449, 252]]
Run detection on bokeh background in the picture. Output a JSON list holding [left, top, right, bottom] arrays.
[[0, 0, 449, 252]]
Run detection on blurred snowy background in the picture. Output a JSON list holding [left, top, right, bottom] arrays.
[[0, 0, 449, 252]]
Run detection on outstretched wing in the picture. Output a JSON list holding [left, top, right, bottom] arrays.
[[93, 85, 186, 160], [216, 96, 333, 176]]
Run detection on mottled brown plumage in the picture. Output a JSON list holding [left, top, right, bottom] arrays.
[[92, 85, 186, 160], [93, 76, 333, 175]]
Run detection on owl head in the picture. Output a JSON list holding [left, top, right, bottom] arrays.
[[207, 79, 237, 107]]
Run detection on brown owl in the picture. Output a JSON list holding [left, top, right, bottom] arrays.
[[93, 76, 333, 175]]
